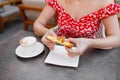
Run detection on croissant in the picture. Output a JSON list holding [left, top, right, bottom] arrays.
[[47, 36, 73, 48]]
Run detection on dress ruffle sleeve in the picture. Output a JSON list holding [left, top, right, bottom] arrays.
[[99, 4, 120, 19], [45, 0, 57, 11]]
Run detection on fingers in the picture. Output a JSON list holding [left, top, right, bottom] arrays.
[[41, 30, 56, 51], [67, 52, 79, 57], [47, 45, 55, 51], [41, 36, 50, 45], [42, 37, 55, 50], [65, 47, 80, 57], [66, 38, 76, 42], [65, 38, 77, 47]]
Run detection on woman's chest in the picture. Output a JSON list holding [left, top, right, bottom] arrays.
[[57, 11, 101, 27], [58, 1, 102, 21]]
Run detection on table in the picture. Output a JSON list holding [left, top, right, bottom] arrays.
[[0, 30, 120, 80]]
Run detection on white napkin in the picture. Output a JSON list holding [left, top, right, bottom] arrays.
[[44, 45, 80, 67]]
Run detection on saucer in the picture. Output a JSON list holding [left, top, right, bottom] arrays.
[[15, 42, 44, 58]]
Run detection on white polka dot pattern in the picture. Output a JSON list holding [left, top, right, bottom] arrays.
[[46, 0, 120, 38]]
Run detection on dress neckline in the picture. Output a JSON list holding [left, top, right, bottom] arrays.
[[55, 0, 115, 21]]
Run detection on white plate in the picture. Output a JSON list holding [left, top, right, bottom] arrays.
[[44, 45, 80, 67], [15, 42, 44, 58]]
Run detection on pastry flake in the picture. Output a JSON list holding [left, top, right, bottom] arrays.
[[47, 36, 73, 48]]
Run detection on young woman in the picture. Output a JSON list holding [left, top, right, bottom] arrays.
[[34, 0, 120, 57]]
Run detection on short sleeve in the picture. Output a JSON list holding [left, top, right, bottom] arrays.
[[45, 0, 57, 11], [99, 4, 120, 19]]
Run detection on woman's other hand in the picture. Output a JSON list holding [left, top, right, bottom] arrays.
[[65, 38, 91, 57], [41, 30, 56, 51]]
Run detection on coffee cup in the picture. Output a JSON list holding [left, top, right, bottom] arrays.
[[19, 36, 37, 52]]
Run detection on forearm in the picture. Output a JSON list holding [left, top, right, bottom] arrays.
[[33, 21, 49, 36], [89, 34, 120, 49]]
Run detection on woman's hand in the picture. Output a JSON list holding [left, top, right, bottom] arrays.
[[41, 30, 56, 51], [65, 38, 91, 57]]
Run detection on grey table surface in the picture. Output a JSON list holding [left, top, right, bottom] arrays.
[[0, 30, 120, 80]]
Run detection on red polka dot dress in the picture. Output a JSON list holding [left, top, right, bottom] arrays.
[[46, 0, 120, 39]]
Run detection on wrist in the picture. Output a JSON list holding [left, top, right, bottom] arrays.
[[34, 28, 49, 36], [86, 38, 94, 48]]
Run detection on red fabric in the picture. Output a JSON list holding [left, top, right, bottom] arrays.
[[46, 0, 120, 38]]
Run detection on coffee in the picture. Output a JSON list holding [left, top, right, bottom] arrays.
[[19, 36, 37, 52], [20, 36, 37, 47]]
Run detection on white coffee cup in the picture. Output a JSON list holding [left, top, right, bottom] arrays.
[[19, 36, 37, 52]]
